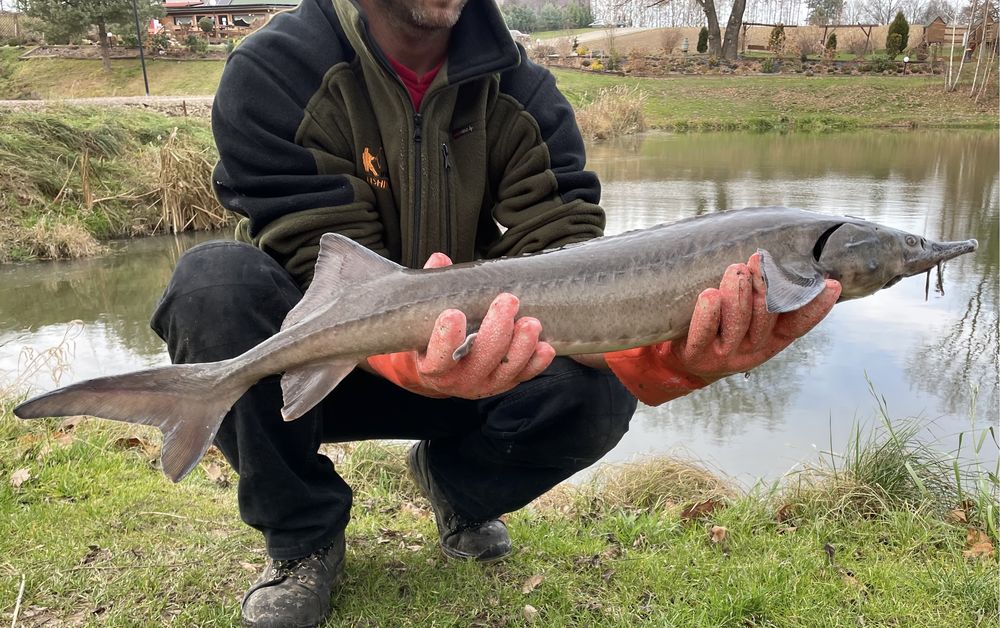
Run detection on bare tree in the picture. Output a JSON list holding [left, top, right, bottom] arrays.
[[649, 0, 748, 58]]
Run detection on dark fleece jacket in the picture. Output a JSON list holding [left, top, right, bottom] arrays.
[[211, 0, 605, 286]]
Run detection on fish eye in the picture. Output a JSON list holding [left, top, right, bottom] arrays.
[[905, 236, 918, 247]]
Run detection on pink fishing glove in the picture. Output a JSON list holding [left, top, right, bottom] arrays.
[[604, 253, 842, 406], [367, 253, 556, 399]]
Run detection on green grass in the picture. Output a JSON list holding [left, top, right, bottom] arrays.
[[1, 395, 996, 626], [1, 47, 224, 98], [552, 68, 999, 131], [530, 27, 603, 40]]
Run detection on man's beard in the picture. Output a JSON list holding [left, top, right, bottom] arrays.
[[373, 0, 469, 31]]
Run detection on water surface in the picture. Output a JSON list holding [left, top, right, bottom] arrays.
[[1, 130, 995, 483]]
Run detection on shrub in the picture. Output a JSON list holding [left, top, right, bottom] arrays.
[[761, 57, 778, 73], [845, 35, 868, 57], [197, 17, 214, 34], [696, 26, 708, 53], [886, 11, 909, 57], [767, 24, 786, 55], [825, 33, 837, 53], [792, 31, 820, 60], [118, 33, 138, 48], [886, 33, 903, 58], [660, 29, 681, 54], [867, 54, 893, 72], [147, 32, 170, 52], [184, 34, 208, 54]]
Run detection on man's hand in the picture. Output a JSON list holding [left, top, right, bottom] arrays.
[[603, 252, 841, 406], [367, 253, 556, 399]]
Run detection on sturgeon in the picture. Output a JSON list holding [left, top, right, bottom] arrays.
[[14, 207, 978, 481]]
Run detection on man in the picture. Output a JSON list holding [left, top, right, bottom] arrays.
[[151, 0, 840, 625]]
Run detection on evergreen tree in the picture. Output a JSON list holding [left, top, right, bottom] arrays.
[[886, 11, 909, 57], [696, 26, 708, 53], [502, 3, 537, 33]]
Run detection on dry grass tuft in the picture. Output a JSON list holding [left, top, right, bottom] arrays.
[[159, 129, 230, 233], [533, 455, 736, 515], [575, 84, 647, 141]]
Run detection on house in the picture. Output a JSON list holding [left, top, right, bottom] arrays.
[[162, 0, 299, 37]]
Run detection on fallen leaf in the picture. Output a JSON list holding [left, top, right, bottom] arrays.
[[81, 545, 110, 565], [946, 509, 968, 524], [58, 416, 85, 432], [777, 525, 798, 535], [523, 604, 538, 622], [823, 543, 836, 564], [522, 574, 544, 594], [632, 534, 647, 548], [601, 544, 622, 560], [112, 436, 159, 458], [10, 468, 31, 488], [680, 498, 723, 522], [710, 525, 727, 544], [775, 503, 797, 523], [202, 462, 230, 488], [239, 562, 257, 572], [963, 528, 994, 560], [401, 501, 428, 518]]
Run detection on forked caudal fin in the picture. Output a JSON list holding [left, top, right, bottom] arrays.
[[13, 360, 247, 482]]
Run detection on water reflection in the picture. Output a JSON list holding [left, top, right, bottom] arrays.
[[590, 130, 998, 480], [0, 131, 995, 481], [0, 232, 223, 386]]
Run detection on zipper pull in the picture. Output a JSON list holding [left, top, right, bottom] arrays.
[[441, 143, 451, 170], [413, 114, 422, 144]]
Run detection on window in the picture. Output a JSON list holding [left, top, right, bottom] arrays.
[[175, 16, 193, 26], [232, 14, 256, 27]]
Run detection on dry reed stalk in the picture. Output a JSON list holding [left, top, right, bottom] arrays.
[[81, 147, 92, 213], [158, 128, 230, 233]]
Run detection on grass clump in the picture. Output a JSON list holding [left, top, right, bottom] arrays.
[[0, 107, 228, 262], [575, 84, 648, 141]]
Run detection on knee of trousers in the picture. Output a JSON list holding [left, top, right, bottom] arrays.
[[150, 241, 302, 362], [480, 358, 638, 469]]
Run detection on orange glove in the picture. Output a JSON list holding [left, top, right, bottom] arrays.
[[605, 253, 841, 406], [367, 253, 556, 399]]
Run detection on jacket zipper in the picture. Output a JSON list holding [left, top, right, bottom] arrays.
[[411, 112, 423, 268], [440, 143, 452, 256]]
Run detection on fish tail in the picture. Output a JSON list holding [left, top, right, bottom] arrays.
[[13, 360, 248, 482]]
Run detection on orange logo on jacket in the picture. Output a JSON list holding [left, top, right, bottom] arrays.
[[362, 146, 388, 189]]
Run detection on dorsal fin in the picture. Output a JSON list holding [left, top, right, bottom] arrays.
[[281, 233, 403, 330]]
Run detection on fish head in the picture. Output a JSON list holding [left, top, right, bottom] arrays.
[[815, 221, 978, 301]]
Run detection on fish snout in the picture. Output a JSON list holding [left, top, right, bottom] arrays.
[[906, 238, 978, 276]]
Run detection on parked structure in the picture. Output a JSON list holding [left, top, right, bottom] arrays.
[[162, 0, 298, 37]]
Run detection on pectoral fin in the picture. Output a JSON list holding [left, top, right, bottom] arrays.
[[280, 358, 357, 421], [757, 249, 827, 313]]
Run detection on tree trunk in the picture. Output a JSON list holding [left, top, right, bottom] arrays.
[[697, 0, 723, 57], [721, 0, 748, 60], [96, 18, 112, 73]]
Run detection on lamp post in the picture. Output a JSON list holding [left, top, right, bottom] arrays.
[[903, 55, 909, 75], [130, 0, 150, 96]]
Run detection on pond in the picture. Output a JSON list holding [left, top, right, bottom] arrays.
[[1, 130, 996, 484]]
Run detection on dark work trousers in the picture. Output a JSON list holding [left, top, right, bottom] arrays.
[[151, 240, 638, 561]]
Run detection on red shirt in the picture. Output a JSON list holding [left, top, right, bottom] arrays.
[[388, 56, 443, 110]]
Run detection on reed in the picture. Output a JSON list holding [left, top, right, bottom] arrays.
[[158, 128, 230, 234]]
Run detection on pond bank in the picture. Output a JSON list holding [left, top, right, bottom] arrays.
[[0, 395, 995, 625], [0, 107, 225, 263]]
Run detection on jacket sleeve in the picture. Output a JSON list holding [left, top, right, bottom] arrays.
[[485, 60, 605, 258], [212, 48, 386, 287]]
